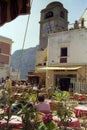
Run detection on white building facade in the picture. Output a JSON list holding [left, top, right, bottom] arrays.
[[48, 28, 87, 65], [45, 27, 87, 92]]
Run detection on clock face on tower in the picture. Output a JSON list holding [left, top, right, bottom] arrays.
[[42, 20, 55, 36]]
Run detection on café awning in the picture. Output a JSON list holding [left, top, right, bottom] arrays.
[[0, 0, 30, 26], [36, 66, 82, 70]]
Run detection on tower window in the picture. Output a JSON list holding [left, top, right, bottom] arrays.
[[45, 11, 53, 19], [60, 11, 65, 19], [60, 47, 67, 57]]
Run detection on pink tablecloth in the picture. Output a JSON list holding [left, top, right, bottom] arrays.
[[74, 105, 87, 117], [0, 115, 80, 129], [0, 115, 23, 129], [53, 116, 80, 129]]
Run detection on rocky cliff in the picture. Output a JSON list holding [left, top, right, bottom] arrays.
[[11, 46, 38, 79]]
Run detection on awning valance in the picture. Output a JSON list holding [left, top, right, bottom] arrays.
[[36, 66, 82, 70]]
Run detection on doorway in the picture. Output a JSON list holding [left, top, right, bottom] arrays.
[[59, 78, 70, 91], [54, 74, 77, 91]]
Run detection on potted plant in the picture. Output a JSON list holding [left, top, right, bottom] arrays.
[[52, 91, 72, 130], [17, 92, 39, 130], [38, 113, 59, 130], [0, 87, 17, 130]]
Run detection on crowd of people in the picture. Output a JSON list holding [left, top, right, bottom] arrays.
[[0, 76, 50, 113]]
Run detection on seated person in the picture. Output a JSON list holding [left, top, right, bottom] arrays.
[[35, 94, 51, 114], [11, 100, 33, 113]]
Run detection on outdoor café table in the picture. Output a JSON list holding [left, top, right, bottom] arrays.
[[74, 105, 87, 117], [13, 92, 23, 99], [52, 116, 80, 129], [0, 115, 23, 129]]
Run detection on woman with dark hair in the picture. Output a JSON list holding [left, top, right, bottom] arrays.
[[35, 94, 50, 114]]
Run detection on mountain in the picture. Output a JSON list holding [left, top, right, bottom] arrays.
[[10, 45, 39, 79]]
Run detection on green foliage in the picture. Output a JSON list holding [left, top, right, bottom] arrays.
[[20, 106, 37, 130], [38, 121, 59, 130], [52, 91, 72, 129], [21, 92, 37, 104], [56, 105, 72, 120], [52, 91, 70, 102], [17, 93, 38, 130], [0, 87, 72, 130]]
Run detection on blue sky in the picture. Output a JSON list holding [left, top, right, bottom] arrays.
[[0, 0, 87, 54]]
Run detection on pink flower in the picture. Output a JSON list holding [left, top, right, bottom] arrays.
[[4, 106, 10, 114], [42, 113, 53, 124]]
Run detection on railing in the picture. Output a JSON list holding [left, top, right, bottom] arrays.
[[71, 82, 87, 94]]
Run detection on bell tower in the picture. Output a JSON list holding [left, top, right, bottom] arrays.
[[39, 1, 68, 50]]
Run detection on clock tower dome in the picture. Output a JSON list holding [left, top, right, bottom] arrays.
[[39, 1, 68, 50]]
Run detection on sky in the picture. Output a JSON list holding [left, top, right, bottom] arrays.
[[0, 0, 87, 54]]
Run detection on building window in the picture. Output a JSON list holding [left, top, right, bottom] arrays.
[[60, 47, 67, 57], [60, 47, 67, 63]]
